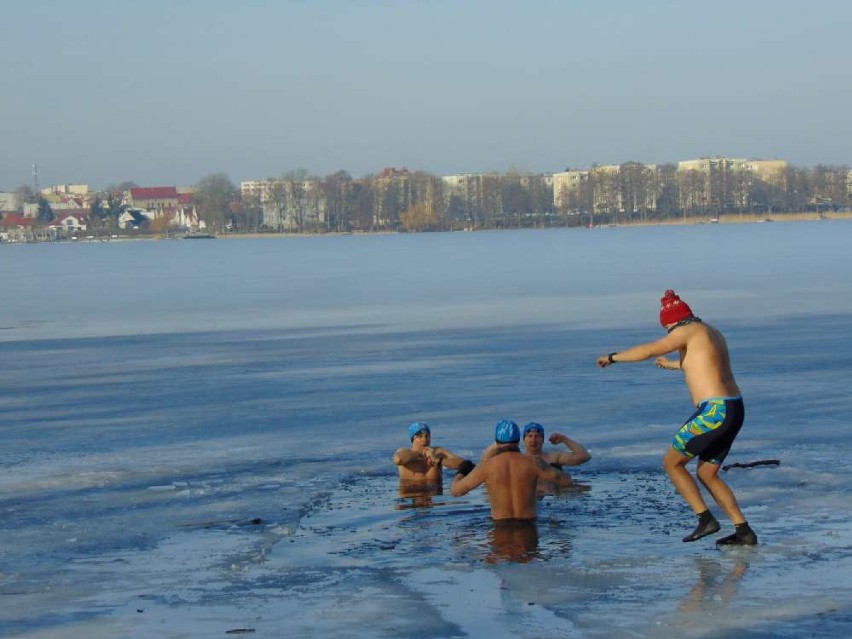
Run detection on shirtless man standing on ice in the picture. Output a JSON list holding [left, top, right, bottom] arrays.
[[451, 420, 573, 520], [597, 290, 757, 546]]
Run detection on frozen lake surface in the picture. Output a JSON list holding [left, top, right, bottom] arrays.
[[2, 222, 852, 637]]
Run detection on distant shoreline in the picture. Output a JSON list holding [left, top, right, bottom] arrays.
[[616, 210, 852, 227], [3, 211, 849, 245], [219, 211, 852, 240]]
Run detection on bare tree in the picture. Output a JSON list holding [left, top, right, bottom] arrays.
[[480, 174, 503, 228], [237, 190, 263, 232], [812, 164, 849, 212], [281, 169, 310, 232], [195, 173, 238, 232], [677, 169, 705, 220], [265, 179, 290, 231], [655, 164, 679, 220], [594, 168, 621, 224], [730, 169, 751, 214], [14, 185, 37, 210], [708, 159, 734, 215], [348, 179, 374, 231], [619, 162, 652, 223], [784, 165, 811, 212], [501, 175, 529, 228], [527, 175, 553, 227], [409, 171, 444, 228], [321, 170, 352, 232]]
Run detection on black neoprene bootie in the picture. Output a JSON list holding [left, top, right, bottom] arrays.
[[716, 522, 758, 546], [682, 510, 720, 542]]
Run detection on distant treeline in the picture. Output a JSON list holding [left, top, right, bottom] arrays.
[[223, 163, 851, 233], [5, 163, 849, 235]]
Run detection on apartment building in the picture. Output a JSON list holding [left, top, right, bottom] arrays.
[[677, 157, 788, 210], [241, 178, 327, 231]]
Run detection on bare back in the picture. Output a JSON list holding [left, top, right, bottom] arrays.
[[452, 448, 572, 520], [679, 322, 741, 405], [483, 452, 541, 520]]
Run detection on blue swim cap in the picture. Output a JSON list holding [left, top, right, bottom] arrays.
[[523, 422, 545, 437], [494, 419, 520, 443], [409, 422, 430, 441]]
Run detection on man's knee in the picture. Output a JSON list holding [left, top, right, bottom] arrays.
[[663, 448, 688, 472], [696, 461, 721, 483]]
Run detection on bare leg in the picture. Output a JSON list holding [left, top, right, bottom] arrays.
[[663, 448, 708, 514], [696, 460, 746, 525], [664, 448, 722, 541]]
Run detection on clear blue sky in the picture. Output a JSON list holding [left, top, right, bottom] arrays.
[[2, 0, 850, 190]]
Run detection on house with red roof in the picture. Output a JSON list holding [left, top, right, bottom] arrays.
[[119, 187, 198, 231], [47, 211, 89, 238], [128, 187, 180, 212], [0, 213, 40, 242]]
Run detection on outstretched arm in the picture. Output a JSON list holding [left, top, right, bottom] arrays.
[[451, 463, 487, 496], [597, 331, 687, 368], [548, 432, 591, 466]]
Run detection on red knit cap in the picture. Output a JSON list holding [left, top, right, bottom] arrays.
[[659, 289, 694, 327]]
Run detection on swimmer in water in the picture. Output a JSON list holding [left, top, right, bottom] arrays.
[[452, 419, 572, 520], [480, 422, 591, 493], [393, 422, 474, 493]]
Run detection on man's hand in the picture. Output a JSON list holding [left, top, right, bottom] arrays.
[[422, 447, 441, 466], [655, 356, 680, 370], [597, 352, 618, 368], [549, 432, 566, 445]]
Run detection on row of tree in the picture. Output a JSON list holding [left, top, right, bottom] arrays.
[[5, 163, 849, 235], [560, 162, 850, 226], [225, 163, 851, 232]]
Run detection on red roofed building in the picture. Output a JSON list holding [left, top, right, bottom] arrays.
[[118, 188, 199, 232], [48, 211, 90, 237], [128, 187, 180, 212], [0, 213, 39, 242]]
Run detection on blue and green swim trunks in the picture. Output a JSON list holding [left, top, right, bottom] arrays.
[[672, 397, 745, 465]]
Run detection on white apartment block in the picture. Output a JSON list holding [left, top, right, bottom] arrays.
[[552, 170, 588, 210], [241, 179, 327, 231]]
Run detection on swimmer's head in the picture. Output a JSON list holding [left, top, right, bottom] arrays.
[[523, 422, 545, 438], [495, 419, 520, 444], [409, 422, 431, 442]]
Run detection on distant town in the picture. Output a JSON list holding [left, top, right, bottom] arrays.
[[1, 157, 850, 242]]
